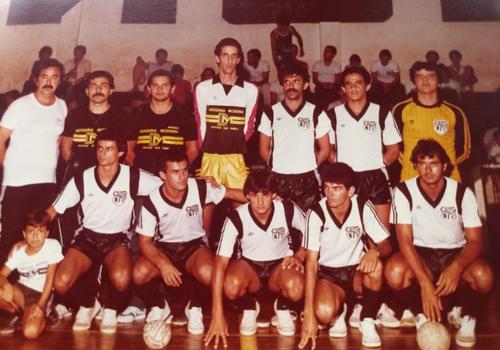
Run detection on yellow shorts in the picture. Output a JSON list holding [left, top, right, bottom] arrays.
[[197, 153, 248, 189]]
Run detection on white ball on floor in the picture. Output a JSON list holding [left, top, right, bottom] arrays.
[[143, 320, 171, 349], [416, 321, 451, 350]]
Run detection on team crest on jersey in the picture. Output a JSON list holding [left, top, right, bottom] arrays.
[[112, 191, 127, 206], [345, 226, 361, 240], [85, 131, 97, 145], [297, 117, 311, 130], [271, 227, 287, 241], [433, 119, 449, 135], [186, 204, 199, 217], [440, 207, 457, 221], [363, 121, 377, 133]]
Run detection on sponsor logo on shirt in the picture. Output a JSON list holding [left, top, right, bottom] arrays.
[[186, 204, 199, 217], [297, 117, 311, 130], [206, 105, 246, 130], [345, 226, 361, 240], [19, 265, 48, 278], [363, 120, 377, 133], [112, 191, 128, 206], [440, 206, 457, 221], [271, 227, 287, 241], [433, 119, 449, 135]]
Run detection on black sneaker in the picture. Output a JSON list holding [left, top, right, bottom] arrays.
[[0, 312, 22, 335]]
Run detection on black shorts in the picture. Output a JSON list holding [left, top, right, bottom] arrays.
[[356, 168, 391, 205], [242, 257, 283, 287], [318, 264, 358, 294], [272, 171, 320, 212], [16, 283, 42, 306], [72, 229, 129, 262], [155, 237, 207, 271], [415, 246, 462, 281]]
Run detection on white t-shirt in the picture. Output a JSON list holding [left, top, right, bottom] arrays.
[[303, 196, 389, 267], [243, 60, 270, 83], [5, 238, 63, 293], [217, 200, 305, 261], [312, 60, 342, 84], [137, 178, 226, 243], [391, 177, 481, 249], [371, 59, 400, 84], [1, 93, 67, 186], [258, 101, 331, 174], [328, 102, 401, 171], [53, 165, 161, 234]]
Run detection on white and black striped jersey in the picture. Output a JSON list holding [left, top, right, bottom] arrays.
[[217, 200, 305, 261], [53, 164, 161, 234], [303, 195, 389, 267], [327, 102, 401, 172], [391, 177, 481, 249], [137, 178, 226, 243]]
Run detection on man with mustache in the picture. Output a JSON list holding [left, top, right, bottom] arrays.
[[259, 63, 331, 212], [0, 59, 67, 264]]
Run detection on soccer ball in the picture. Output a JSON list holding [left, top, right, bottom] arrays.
[[143, 320, 171, 349], [416, 321, 451, 350]]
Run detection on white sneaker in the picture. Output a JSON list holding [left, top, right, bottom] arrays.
[[185, 302, 204, 335], [415, 313, 428, 330], [359, 318, 381, 348], [273, 299, 295, 336], [456, 315, 476, 347], [376, 303, 400, 328], [271, 310, 297, 327], [117, 306, 146, 323], [329, 303, 347, 338], [239, 301, 259, 336], [72, 300, 101, 331], [400, 309, 416, 328], [447, 306, 462, 329], [100, 308, 118, 334], [146, 303, 172, 324], [54, 304, 72, 319], [348, 303, 362, 328]]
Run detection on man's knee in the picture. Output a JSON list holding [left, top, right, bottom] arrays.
[[468, 262, 494, 294], [384, 256, 409, 290], [194, 263, 213, 286], [315, 301, 336, 325], [282, 275, 304, 302], [54, 271, 74, 294], [110, 268, 131, 292], [23, 324, 41, 340], [223, 274, 245, 300], [132, 262, 150, 285]]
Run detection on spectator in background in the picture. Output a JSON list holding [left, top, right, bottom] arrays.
[[347, 54, 363, 69], [131, 56, 147, 92], [133, 49, 175, 91], [148, 48, 174, 76], [64, 45, 91, 87], [370, 49, 405, 108], [270, 13, 304, 68], [243, 49, 271, 107], [425, 50, 440, 64], [448, 50, 478, 92], [171, 64, 193, 110], [312, 45, 342, 108], [193, 67, 216, 92]]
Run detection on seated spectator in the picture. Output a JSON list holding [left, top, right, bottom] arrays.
[[22, 46, 53, 95], [370, 49, 405, 108], [347, 54, 364, 69], [193, 67, 216, 91], [64, 45, 91, 86], [312, 45, 342, 108], [448, 50, 478, 92], [131, 56, 147, 92], [437, 63, 460, 103], [270, 13, 304, 68], [290, 44, 308, 73], [483, 121, 500, 162], [171, 64, 193, 110], [243, 49, 271, 107], [425, 50, 440, 64], [148, 48, 174, 76]]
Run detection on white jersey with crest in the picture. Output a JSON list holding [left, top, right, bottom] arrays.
[[391, 177, 481, 249], [137, 178, 226, 243], [303, 195, 389, 267], [217, 200, 305, 261]]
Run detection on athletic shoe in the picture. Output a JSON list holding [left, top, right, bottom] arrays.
[[100, 308, 118, 334], [54, 304, 72, 319], [415, 313, 428, 330], [117, 306, 146, 323], [0, 312, 22, 335], [146, 303, 172, 324], [359, 318, 381, 348], [456, 315, 476, 347], [271, 310, 297, 327], [72, 300, 101, 331], [447, 306, 462, 329], [376, 303, 400, 328], [273, 299, 295, 336], [400, 309, 416, 328], [239, 301, 259, 336], [329, 303, 347, 338], [348, 303, 362, 328], [185, 302, 204, 335]]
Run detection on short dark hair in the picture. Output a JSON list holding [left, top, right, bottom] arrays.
[[247, 48, 261, 59], [425, 50, 439, 62], [341, 66, 371, 85], [325, 45, 337, 56], [74, 45, 86, 54], [171, 64, 184, 75], [449, 49, 462, 60], [95, 129, 126, 152], [410, 139, 453, 175], [244, 169, 276, 196], [87, 70, 115, 89], [159, 149, 188, 172], [379, 49, 392, 59], [320, 162, 357, 190], [25, 209, 51, 229], [155, 48, 167, 56], [409, 61, 440, 83], [39, 46, 52, 58], [278, 63, 309, 84], [214, 37, 243, 58], [147, 69, 175, 87], [349, 54, 362, 65], [33, 58, 64, 79]]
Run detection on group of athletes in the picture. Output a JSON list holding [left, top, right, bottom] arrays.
[[0, 37, 494, 349]]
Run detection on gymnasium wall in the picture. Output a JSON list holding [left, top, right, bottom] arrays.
[[0, 0, 499, 92]]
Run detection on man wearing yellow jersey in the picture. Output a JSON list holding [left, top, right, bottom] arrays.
[[392, 62, 471, 182]]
